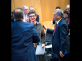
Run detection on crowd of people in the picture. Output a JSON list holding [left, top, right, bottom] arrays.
[[11, 5, 70, 61]]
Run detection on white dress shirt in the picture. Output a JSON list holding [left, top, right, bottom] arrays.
[[23, 14, 28, 22], [46, 18, 62, 31]]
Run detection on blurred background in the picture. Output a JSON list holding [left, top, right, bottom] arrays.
[[11, 0, 70, 33]]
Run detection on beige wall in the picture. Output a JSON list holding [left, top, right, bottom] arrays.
[[11, 0, 70, 33]]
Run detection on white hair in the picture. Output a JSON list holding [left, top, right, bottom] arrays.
[[66, 5, 70, 8], [54, 9, 64, 18], [22, 6, 28, 10]]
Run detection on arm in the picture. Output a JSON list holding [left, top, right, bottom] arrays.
[[43, 25, 54, 34], [32, 26, 40, 43], [41, 26, 46, 48], [47, 28, 54, 34], [41, 26, 46, 44], [59, 24, 68, 53]]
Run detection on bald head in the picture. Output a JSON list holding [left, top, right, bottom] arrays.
[[13, 8, 24, 20]]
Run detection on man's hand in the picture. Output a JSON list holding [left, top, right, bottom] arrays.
[[42, 44, 45, 48], [59, 51, 65, 58], [68, 29, 70, 35], [33, 43, 36, 48], [26, 18, 29, 22], [42, 25, 47, 30]]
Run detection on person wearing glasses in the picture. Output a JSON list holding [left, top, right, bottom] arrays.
[[28, 10, 46, 61], [29, 6, 39, 22], [43, 9, 69, 61], [22, 6, 29, 22]]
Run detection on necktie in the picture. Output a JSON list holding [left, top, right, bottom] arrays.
[[25, 15, 26, 22], [68, 16, 70, 24], [53, 23, 57, 36]]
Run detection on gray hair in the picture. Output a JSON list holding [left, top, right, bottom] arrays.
[[66, 5, 70, 8], [13, 8, 24, 19], [22, 6, 28, 10], [54, 9, 64, 18]]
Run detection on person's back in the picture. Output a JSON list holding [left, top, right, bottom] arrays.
[[11, 8, 40, 61]]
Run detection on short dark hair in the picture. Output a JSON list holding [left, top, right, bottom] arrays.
[[13, 8, 24, 19], [28, 10, 37, 16], [56, 6, 60, 9], [64, 10, 68, 15]]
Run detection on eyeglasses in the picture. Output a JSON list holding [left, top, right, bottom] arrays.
[[54, 14, 57, 16], [24, 9, 28, 10], [29, 15, 36, 17]]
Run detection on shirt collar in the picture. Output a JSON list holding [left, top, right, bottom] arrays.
[[36, 21, 39, 24], [56, 18, 62, 24]]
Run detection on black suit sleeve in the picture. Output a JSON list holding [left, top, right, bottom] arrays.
[[32, 26, 40, 43], [59, 24, 68, 53]]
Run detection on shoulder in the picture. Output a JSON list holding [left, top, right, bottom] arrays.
[[59, 19, 67, 25], [36, 22, 42, 26], [58, 19, 68, 28], [26, 22, 34, 28]]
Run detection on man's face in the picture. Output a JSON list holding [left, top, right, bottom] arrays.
[[23, 7, 28, 14], [29, 8, 34, 11], [66, 6, 70, 13], [29, 13, 37, 22], [53, 11, 59, 21]]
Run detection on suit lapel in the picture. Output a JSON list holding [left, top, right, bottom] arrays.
[[54, 18, 63, 34]]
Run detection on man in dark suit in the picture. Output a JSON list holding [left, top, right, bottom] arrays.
[[43, 9, 69, 61], [11, 8, 40, 61], [29, 6, 39, 22]]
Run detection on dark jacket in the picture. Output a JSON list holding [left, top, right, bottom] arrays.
[[11, 20, 40, 61], [47, 18, 70, 57]]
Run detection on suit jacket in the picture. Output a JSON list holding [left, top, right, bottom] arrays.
[[11, 20, 40, 61], [34, 21, 46, 47], [47, 18, 69, 56]]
